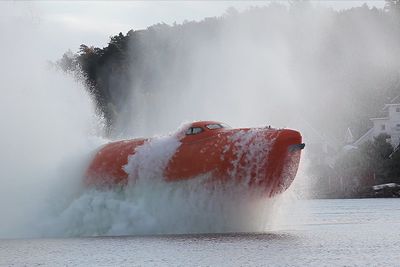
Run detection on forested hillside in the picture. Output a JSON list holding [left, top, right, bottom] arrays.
[[59, 1, 400, 139]]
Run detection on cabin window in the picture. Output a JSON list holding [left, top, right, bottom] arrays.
[[381, 124, 386, 131], [220, 123, 232, 129], [186, 127, 203, 135], [396, 107, 400, 112], [206, 123, 232, 129], [206, 124, 223, 130]]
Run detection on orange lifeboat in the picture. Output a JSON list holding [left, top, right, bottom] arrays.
[[85, 121, 304, 197]]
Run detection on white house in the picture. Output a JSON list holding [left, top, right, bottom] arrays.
[[354, 99, 400, 148]]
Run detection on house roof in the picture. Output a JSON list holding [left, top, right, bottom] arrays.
[[354, 128, 374, 146], [353, 95, 400, 147], [345, 127, 354, 144], [370, 117, 389, 121], [381, 95, 400, 110], [383, 103, 400, 110], [390, 95, 400, 103]]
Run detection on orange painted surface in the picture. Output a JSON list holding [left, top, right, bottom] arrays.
[[85, 121, 304, 196]]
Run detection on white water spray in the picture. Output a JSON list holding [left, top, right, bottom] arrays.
[[0, 3, 104, 238], [0, 3, 302, 238], [41, 134, 286, 237]]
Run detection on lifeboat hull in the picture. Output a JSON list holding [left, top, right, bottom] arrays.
[[85, 121, 304, 197]]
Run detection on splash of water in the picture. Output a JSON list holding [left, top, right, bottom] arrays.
[[41, 134, 288, 237], [0, 2, 303, 238], [0, 3, 104, 238]]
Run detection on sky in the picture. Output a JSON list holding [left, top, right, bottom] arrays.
[[3, 1, 385, 60]]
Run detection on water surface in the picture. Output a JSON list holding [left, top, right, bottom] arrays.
[[1, 198, 399, 266]]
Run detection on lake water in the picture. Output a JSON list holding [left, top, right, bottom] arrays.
[[1, 198, 399, 266]]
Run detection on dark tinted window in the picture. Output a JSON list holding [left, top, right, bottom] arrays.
[[206, 123, 231, 129], [206, 124, 223, 130], [220, 123, 232, 129], [186, 127, 204, 135]]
